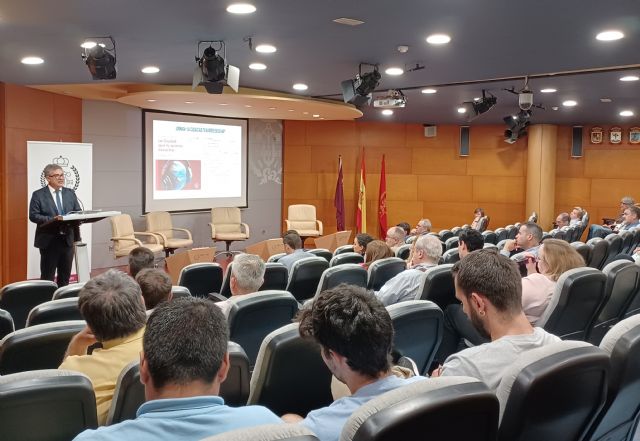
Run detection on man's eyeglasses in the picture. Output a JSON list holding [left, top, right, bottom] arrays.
[[48, 173, 64, 178]]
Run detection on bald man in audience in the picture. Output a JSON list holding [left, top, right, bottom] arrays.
[[214, 253, 266, 317], [59, 269, 146, 425], [385, 226, 406, 253], [554, 212, 570, 229], [135, 268, 173, 310]]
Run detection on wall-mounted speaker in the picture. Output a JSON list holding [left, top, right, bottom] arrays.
[[423, 124, 437, 138], [459, 126, 470, 156], [571, 126, 583, 158]]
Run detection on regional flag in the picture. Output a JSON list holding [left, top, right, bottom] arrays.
[[356, 150, 367, 233], [334, 156, 345, 231], [378, 154, 388, 239]]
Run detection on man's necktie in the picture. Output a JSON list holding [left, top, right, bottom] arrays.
[[55, 189, 64, 215]]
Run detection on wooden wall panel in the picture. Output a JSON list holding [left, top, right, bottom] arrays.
[[466, 147, 526, 176], [283, 173, 317, 200], [473, 176, 526, 204], [412, 148, 467, 175], [358, 122, 406, 147], [418, 175, 474, 202], [283, 120, 305, 145], [555, 178, 591, 207], [283, 145, 312, 173], [584, 149, 640, 179], [311, 145, 358, 173], [306, 120, 357, 146]]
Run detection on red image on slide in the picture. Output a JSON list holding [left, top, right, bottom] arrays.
[[156, 160, 201, 191]]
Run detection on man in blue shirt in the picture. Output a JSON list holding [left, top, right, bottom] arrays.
[[278, 231, 315, 271], [74, 297, 281, 441], [282, 284, 424, 441]]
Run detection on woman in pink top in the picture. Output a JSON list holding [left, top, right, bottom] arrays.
[[522, 239, 585, 324]]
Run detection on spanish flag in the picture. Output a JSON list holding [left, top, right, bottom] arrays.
[[356, 149, 367, 233]]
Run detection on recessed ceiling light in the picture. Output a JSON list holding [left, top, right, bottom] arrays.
[[185, 101, 195, 104], [256, 44, 277, 53], [426, 34, 451, 45], [319, 117, 326, 120], [620, 75, 639, 82], [288, 109, 294, 112], [312, 114, 320, 118], [421, 88, 437, 94], [385, 67, 403, 76], [293, 83, 308, 91], [540, 88, 557, 93], [219, 103, 229, 106], [473, 97, 481, 101], [596, 30, 624, 41], [457, 107, 467, 114], [141, 66, 159, 74], [226, 3, 256, 14], [620, 110, 634, 117], [333, 17, 365, 26], [552, 106, 559, 111], [21, 56, 44, 65], [268, 107, 276, 110], [600, 98, 613, 103], [146, 99, 157, 103], [80, 41, 97, 49], [303, 111, 309, 115], [381, 109, 394, 116], [244, 104, 252, 108], [249, 62, 266, 70], [562, 100, 578, 107]]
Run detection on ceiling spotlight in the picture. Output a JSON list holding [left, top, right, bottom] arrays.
[[226, 3, 256, 14], [80, 41, 97, 49], [421, 88, 437, 94], [146, 99, 157, 102], [141, 66, 159, 74], [293, 83, 308, 91], [620, 110, 634, 117], [385, 67, 404, 76], [193, 40, 240, 94], [562, 100, 578, 107], [600, 98, 612, 103], [341, 63, 381, 107], [620, 75, 639, 82], [465, 90, 497, 120], [381, 109, 394, 116], [426, 34, 451, 45], [596, 30, 624, 41], [457, 107, 467, 114], [255, 44, 277, 53], [81, 36, 116, 80], [540, 88, 557, 93], [504, 109, 531, 144], [249, 62, 266, 70], [312, 114, 320, 118], [185, 101, 195, 104], [21, 56, 44, 65]]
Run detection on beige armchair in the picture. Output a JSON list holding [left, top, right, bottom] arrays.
[[110, 214, 164, 258], [209, 207, 250, 253], [285, 204, 323, 244], [145, 211, 193, 256]]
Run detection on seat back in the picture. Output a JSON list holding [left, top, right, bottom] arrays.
[[442, 248, 460, 264], [52, 283, 85, 300], [506, 225, 519, 240], [227, 291, 299, 366], [482, 230, 497, 245], [106, 361, 143, 425], [285, 257, 329, 302], [260, 263, 288, 291], [315, 265, 368, 297], [444, 236, 459, 251], [567, 226, 580, 243], [110, 214, 136, 253], [220, 342, 251, 406], [570, 242, 591, 265], [537, 267, 607, 340], [342, 377, 498, 441], [494, 228, 508, 243], [202, 423, 319, 441], [478, 216, 490, 232], [171, 285, 191, 299], [497, 341, 609, 441], [26, 298, 82, 327], [211, 207, 243, 234], [0, 280, 58, 329], [307, 248, 332, 262], [588, 238, 609, 269], [604, 234, 624, 266], [497, 238, 509, 250], [551, 229, 567, 241], [177, 262, 223, 297], [330, 252, 364, 267], [0, 308, 14, 340], [367, 257, 406, 291], [438, 230, 453, 241], [0, 369, 98, 441], [0, 320, 86, 375], [588, 315, 640, 441], [146, 211, 174, 238], [333, 244, 354, 256], [267, 252, 286, 263], [287, 204, 318, 231], [416, 264, 457, 310], [248, 323, 333, 416], [395, 243, 411, 260], [220, 262, 234, 298], [588, 261, 640, 345], [387, 300, 443, 375], [619, 230, 635, 254]]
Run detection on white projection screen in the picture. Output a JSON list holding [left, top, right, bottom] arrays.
[[143, 111, 248, 212]]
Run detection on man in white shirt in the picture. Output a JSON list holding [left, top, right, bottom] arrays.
[[385, 226, 406, 253], [215, 253, 266, 318], [501, 222, 542, 259]]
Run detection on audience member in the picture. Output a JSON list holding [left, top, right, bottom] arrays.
[[470, 208, 487, 232], [215, 253, 266, 317], [282, 284, 424, 441], [353, 233, 373, 256], [73, 297, 281, 440], [376, 235, 442, 306], [588, 196, 635, 239], [458, 228, 484, 258], [385, 226, 406, 253], [617, 205, 640, 232], [396, 222, 411, 236], [570, 206, 585, 226], [128, 246, 155, 278], [136, 268, 173, 310], [501, 222, 542, 259], [60, 269, 146, 425], [407, 218, 432, 242], [554, 212, 570, 229], [362, 240, 394, 269], [432, 249, 560, 389], [278, 231, 314, 271]]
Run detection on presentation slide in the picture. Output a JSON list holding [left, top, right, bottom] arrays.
[[144, 111, 248, 212]]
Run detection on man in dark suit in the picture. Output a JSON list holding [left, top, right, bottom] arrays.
[[29, 163, 81, 287]]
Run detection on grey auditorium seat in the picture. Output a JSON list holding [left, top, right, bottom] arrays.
[[444, 236, 459, 251], [333, 244, 354, 256], [248, 323, 333, 416], [387, 300, 443, 375], [171, 285, 191, 299], [26, 297, 82, 327], [603, 233, 624, 266], [106, 360, 143, 425], [496, 341, 609, 441], [367, 257, 406, 291], [0, 280, 57, 329], [177, 262, 223, 298], [571, 241, 591, 265], [587, 238, 609, 270], [220, 342, 251, 406], [267, 253, 286, 263], [395, 244, 411, 260], [416, 264, 457, 310], [482, 230, 497, 245], [329, 252, 364, 267], [438, 229, 454, 242], [285, 257, 329, 302], [226, 290, 299, 367], [219, 262, 234, 298], [494, 228, 508, 243], [307, 248, 332, 263], [619, 230, 635, 254], [342, 377, 498, 441], [537, 267, 607, 340], [0, 308, 14, 340], [314, 264, 368, 297], [442, 248, 460, 264], [52, 282, 85, 300], [202, 423, 319, 441], [506, 225, 519, 240], [260, 262, 289, 291]]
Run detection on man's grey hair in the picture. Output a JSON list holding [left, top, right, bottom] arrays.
[[388, 226, 406, 241], [621, 196, 635, 206], [43, 164, 63, 177], [231, 253, 266, 292], [415, 234, 443, 263], [418, 219, 432, 231]]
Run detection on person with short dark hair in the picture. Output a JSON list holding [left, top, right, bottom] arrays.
[[279, 231, 314, 271], [136, 268, 172, 310], [432, 249, 560, 390], [458, 228, 484, 258], [501, 222, 542, 259], [353, 233, 373, 256], [73, 297, 281, 440], [60, 269, 147, 425], [396, 222, 411, 236], [282, 285, 424, 441], [588, 196, 636, 240], [128, 246, 156, 278]]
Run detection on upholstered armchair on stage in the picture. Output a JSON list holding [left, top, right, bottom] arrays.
[[110, 214, 164, 258], [145, 211, 193, 257], [285, 204, 323, 243], [210, 207, 250, 252]]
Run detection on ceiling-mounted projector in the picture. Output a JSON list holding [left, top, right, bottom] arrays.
[[373, 90, 406, 108], [192, 40, 239, 94]]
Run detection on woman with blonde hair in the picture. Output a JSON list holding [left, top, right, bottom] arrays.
[[362, 240, 394, 269], [523, 238, 585, 324]]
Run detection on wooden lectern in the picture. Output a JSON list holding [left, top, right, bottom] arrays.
[[313, 230, 352, 252], [245, 238, 285, 261]]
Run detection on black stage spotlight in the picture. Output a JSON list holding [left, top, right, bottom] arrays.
[[81, 37, 116, 80], [471, 90, 497, 116], [192, 41, 240, 94], [341, 63, 381, 108], [504, 109, 532, 144]]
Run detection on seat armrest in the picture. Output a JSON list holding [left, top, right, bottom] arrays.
[[316, 220, 324, 235], [241, 222, 250, 237], [134, 231, 161, 244], [208, 293, 227, 302], [110, 236, 143, 246], [285, 220, 292, 230], [152, 231, 169, 245], [172, 228, 193, 240], [208, 222, 216, 238]]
